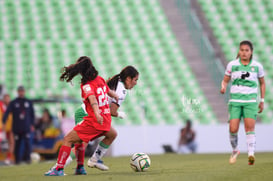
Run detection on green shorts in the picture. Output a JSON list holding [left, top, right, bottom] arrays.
[[74, 106, 88, 125], [228, 103, 258, 121]]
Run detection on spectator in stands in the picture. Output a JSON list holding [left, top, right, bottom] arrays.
[[59, 109, 74, 136], [1, 94, 14, 165], [178, 119, 197, 154], [35, 108, 54, 140], [0, 94, 7, 156], [2, 86, 35, 164]]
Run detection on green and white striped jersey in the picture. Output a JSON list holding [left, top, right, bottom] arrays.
[[225, 59, 264, 104]]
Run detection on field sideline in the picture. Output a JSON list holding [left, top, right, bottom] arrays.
[[0, 153, 273, 181]]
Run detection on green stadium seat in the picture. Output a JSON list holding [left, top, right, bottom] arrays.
[[0, 0, 218, 124]]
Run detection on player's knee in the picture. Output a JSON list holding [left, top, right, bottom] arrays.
[[63, 135, 73, 146], [230, 130, 238, 134], [63, 136, 69, 145], [245, 127, 255, 132], [109, 130, 118, 140], [106, 129, 118, 140], [229, 124, 239, 133], [112, 130, 118, 139], [229, 127, 238, 134]]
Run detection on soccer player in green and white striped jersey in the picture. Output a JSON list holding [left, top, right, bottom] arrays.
[[220, 40, 265, 165]]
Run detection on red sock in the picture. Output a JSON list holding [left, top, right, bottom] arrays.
[[56, 145, 71, 170], [75, 143, 85, 166]]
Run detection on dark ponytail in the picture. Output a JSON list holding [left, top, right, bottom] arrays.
[[107, 66, 139, 90], [236, 40, 254, 60], [60, 56, 98, 84]]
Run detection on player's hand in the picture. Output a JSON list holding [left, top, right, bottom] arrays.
[[258, 102, 264, 113], [220, 80, 227, 94], [117, 111, 127, 119], [96, 114, 103, 125], [220, 87, 226, 94]]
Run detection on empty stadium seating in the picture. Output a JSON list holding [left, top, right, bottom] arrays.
[[0, 0, 218, 125]]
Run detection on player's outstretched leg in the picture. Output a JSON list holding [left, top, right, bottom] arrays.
[[87, 142, 109, 171]]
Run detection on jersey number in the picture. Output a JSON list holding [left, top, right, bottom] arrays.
[[97, 86, 108, 107]]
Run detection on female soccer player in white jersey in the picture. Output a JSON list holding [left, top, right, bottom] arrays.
[[220, 40, 265, 165], [87, 65, 139, 170], [49, 66, 139, 172]]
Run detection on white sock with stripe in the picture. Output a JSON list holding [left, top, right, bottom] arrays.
[[246, 131, 256, 156]]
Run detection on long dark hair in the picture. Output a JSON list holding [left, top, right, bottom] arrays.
[[60, 56, 98, 84], [107, 66, 139, 90], [236, 40, 254, 60]]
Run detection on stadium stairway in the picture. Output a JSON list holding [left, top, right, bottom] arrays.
[[159, 0, 228, 123], [190, 0, 227, 66]]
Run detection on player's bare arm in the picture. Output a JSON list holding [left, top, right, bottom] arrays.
[[107, 89, 119, 102], [258, 77, 265, 113], [110, 102, 119, 117], [220, 75, 231, 94], [88, 94, 103, 125]]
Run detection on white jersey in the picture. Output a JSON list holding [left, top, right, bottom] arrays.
[[225, 59, 264, 104], [108, 81, 127, 106]]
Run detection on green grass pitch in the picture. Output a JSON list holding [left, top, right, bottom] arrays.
[[1, 153, 273, 181]]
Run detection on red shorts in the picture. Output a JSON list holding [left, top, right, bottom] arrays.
[[73, 120, 106, 143]]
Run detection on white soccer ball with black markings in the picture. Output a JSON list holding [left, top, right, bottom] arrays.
[[30, 152, 40, 163], [130, 153, 151, 172]]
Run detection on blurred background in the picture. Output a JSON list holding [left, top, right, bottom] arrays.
[[0, 0, 273, 162]]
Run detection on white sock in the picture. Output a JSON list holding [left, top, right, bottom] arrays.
[[246, 132, 256, 156], [64, 156, 73, 167], [91, 142, 109, 161], [230, 132, 238, 151]]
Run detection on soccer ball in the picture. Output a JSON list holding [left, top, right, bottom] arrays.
[[30, 152, 41, 163], [130, 153, 151, 172]]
